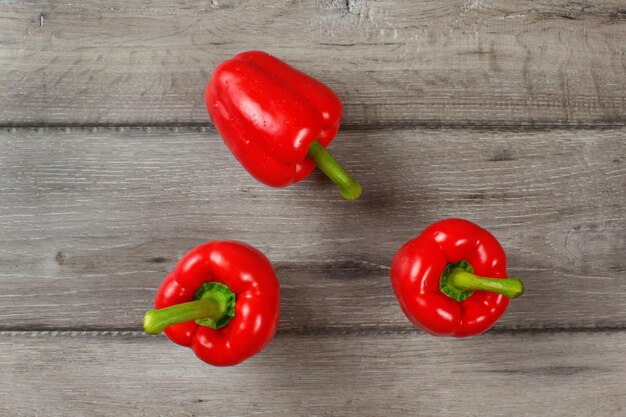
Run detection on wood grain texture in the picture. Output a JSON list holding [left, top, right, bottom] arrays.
[[0, 330, 624, 416], [1, 0, 625, 127], [1, 127, 624, 331]]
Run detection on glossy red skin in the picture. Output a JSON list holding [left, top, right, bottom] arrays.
[[205, 51, 343, 187], [155, 241, 280, 366], [390, 218, 509, 337]]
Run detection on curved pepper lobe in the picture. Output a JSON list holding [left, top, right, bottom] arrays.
[[206, 51, 343, 187]]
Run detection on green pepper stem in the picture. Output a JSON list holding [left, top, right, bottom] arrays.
[[448, 268, 524, 299], [307, 140, 362, 200], [143, 291, 229, 335]]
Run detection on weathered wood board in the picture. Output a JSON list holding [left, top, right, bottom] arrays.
[[0, 330, 624, 416], [2, 1, 625, 415], [1, 127, 623, 332], [1, 0, 625, 127]]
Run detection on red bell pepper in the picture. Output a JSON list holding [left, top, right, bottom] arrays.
[[390, 218, 524, 337], [205, 50, 361, 200], [143, 241, 280, 366]]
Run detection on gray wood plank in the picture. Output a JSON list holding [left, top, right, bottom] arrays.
[[0, 330, 624, 416], [1, 0, 625, 127], [1, 127, 624, 331]]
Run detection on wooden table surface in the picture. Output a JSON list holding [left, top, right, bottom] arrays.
[[1, 1, 625, 416]]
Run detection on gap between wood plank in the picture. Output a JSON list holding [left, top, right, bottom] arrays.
[[1, 120, 625, 132], [1, 326, 624, 337]]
